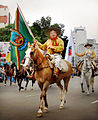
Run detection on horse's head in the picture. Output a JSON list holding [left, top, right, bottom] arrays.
[[84, 55, 92, 69], [30, 43, 39, 61]]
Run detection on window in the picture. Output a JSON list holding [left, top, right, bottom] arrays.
[[4, 8, 6, 11]]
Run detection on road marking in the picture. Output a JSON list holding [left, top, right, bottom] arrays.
[[91, 100, 98, 104], [25, 94, 40, 97]]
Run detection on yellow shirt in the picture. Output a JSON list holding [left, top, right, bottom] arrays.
[[76, 49, 96, 59], [37, 37, 64, 54]]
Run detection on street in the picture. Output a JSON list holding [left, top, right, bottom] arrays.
[[0, 76, 98, 120]]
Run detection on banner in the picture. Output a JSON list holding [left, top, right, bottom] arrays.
[[65, 34, 75, 66], [10, 5, 34, 69]]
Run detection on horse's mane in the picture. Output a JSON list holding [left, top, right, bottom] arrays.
[[38, 47, 46, 57]]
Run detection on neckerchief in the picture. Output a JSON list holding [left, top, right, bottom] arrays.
[[50, 36, 58, 46]]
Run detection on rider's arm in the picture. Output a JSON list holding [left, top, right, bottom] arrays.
[[75, 51, 85, 57], [91, 50, 96, 59], [37, 41, 47, 51], [51, 38, 64, 52]]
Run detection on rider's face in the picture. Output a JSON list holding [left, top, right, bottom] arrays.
[[86, 46, 90, 49], [49, 30, 57, 38]]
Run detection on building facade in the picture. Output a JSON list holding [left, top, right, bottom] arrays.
[[0, 5, 11, 28], [71, 26, 87, 65], [72, 26, 87, 50]]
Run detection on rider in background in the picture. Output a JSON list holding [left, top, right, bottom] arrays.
[[34, 27, 64, 78], [75, 43, 97, 76]]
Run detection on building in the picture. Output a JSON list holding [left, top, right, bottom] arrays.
[[71, 26, 87, 65], [0, 5, 11, 28], [72, 26, 87, 50], [87, 38, 98, 58], [87, 38, 96, 44]]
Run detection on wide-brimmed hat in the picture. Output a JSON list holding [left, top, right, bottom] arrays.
[[45, 27, 61, 36], [84, 43, 92, 47]]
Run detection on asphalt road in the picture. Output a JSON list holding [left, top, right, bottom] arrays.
[[0, 76, 98, 120]]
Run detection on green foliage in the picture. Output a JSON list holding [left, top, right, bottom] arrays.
[[30, 16, 68, 44], [0, 24, 12, 42], [0, 16, 68, 45]]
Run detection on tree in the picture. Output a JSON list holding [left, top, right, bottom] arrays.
[[30, 16, 68, 44], [0, 17, 68, 48], [0, 24, 12, 42]]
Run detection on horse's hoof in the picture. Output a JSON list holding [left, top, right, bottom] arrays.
[[37, 113, 43, 117], [59, 105, 64, 109], [19, 88, 21, 92], [25, 87, 27, 91], [4, 84, 6, 86], [87, 92, 90, 95], [31, 88, 33, 90], [92, 90, 94, 93], [82, 90, 85, 93], [43, 107, 48, 113], [21, 87, 24, 89]]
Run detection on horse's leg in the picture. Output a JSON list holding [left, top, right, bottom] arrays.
[[20, 79, 24, 90], [14, 76, 17, 83], [86, 78, 90, 95], [37, 81, 50, 117], [56, 81, 64, 109], [4, 76, 7, 86], [81, 72, 85, 93], [43, 94, 48, 113], [25, 78, 29, 91], [17, 78, 24, 91], [31, 79, 35, 90], [63, 76, 71, 103], [17, 78, 21, 91], [10, 76, 12, 86], [91, 77, 94, 92]]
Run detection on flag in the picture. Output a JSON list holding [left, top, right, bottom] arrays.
[[65, 34, 75, 66], [10, 5, 34, 69]]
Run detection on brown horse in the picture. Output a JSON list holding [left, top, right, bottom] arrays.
[[30, 43, 73, 117], [3, 63, 15, 86]]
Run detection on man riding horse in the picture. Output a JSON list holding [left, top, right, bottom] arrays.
[[75, 43, 97, 77], [33, 27, 64, 79]]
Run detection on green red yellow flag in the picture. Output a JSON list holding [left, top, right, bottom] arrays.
[[10, 5, 34, 69]]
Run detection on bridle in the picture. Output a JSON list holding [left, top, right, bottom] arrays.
[[29, 51, 50, 71], [83, 57, 92, 73]]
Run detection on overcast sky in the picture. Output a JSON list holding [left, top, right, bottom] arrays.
[[1, 0, 98, 42]]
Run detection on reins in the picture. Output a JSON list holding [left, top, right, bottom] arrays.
[[30, 53, 50, 71]]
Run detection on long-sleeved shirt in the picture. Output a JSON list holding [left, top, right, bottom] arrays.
[[37, 37, 64, 54], [76, 49, 96, 59]]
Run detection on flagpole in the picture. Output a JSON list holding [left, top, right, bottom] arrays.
[[17, 4, 35, 40]]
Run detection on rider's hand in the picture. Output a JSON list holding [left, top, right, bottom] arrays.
[[33, 39, 38, 43], [47, 46, 52, 49]]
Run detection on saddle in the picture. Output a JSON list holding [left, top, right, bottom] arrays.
[[47, 54, 68, 73], [76, 60, 97, 77]]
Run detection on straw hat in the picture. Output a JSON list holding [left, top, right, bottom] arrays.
[[84, 43, 92, 47], [45, 27, 61, 37]]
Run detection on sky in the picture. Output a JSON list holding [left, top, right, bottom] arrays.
[[0, 0, 98, 42]]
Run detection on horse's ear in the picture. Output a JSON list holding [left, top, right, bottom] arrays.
[[31, 43, 36, 51]]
